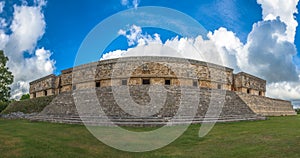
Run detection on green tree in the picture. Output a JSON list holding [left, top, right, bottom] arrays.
[[20, 93, 30, 100], [0, 50, 14, 102], [295, 108, 300, 114]]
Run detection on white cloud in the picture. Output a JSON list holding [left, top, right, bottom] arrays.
[[257, 0, 299, 42], [8, 3, 46, 54], [132, 0, 139, 9], [0, 0, 55, 99], [121, 0, 128, 6], [118, 25, 162, 46], [207, 27, 243, 71], [101, 49, 127, 60], [106, 26, 244, 70], [242, 18, 298, 82], [0, 29, 8, 49], [35, 0, 47, 7], [103, 0, 300, 103], [292, 100, 300, 109], [0, 1, 5, 13], [0, 18, 6, 28], [267, 82, 300, 100], [0, 2, 6, 30], [10, 81, 29, 100], [118, 25, 142, 46], [120, 0, 139, 9], [104, 26, 236, 67], [241, 1, 300, 101], [26, 48, 55, 77]]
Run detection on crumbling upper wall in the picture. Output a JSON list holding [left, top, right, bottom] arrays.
[[72, 56, 234, 90], [234, 72, 266, 96], [27, 56, 296, 117], [60, 68, 73, 92], [236, 92, 296, 116], [30, 56, 268, 98], [29, 74, 57, 98]]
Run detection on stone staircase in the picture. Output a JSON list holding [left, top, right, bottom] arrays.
[[30, 115, 265, 127], [236, 92, 296, 116], [30, 86, 266, 126]]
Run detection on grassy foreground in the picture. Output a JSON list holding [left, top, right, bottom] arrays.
[[0, 116, 300, 158]]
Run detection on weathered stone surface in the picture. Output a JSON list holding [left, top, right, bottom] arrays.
[[28, 56, 295, 122], [237, 92, 296, 116], [30, 86, 266, 126], [234, 72, 266, 95], [29, 74, 56, 98], [30, 56, 236, 98], [1, 112, 37, 119]]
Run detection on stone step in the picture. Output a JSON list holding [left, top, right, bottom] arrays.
[[31, 114, 261, 118], [30, 117, 266, 127], [31, 87, 269, 126], [29, 115, 266, 127]]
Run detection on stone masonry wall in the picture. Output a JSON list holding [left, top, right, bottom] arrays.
[[72, 56, 233, 90], [39, 86, 256, 119], [31, 56, 269, 98], [29, 57, 296, 118], [236, 92, 296, 116], [234, 72, 266, 96], [29, 74, 56, 98]]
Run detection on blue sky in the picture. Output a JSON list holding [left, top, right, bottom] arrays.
[[40, 0, 264, 73], [1, 0, 300, 104]]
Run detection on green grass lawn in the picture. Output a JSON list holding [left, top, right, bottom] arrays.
[[0, 116, 300, 158]]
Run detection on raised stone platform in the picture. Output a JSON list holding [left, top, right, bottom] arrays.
[[237, 92, 296, 116], [30, 86, 268, 126]]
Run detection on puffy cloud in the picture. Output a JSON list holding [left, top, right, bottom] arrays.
[[207, 27, 243, 72], [10, 81, 29, 100], [267, 81, 300, 100], [104, 25, 239, 69], [103, 0, 300, 104], [8, 2, 46, 55], [118, 25, 162, 46], [0, 2, 6, 30], [121, 0, 128, 6], [120, 0, 139, 9], [257, 0, 299, 42], [106, 25, 244, 70], [118, 25, 142, 46], [0, 1, 4, 13], [242, 1, 300, 101], [0, 18, 6, 28], [292, 100, 300, 109], [0, 29, 8, 49], [242, 18, 298, 82], [24, 48, 55, 80], [0, 0, 55, 99], [132, 0, 139, 9], [10, 48, 55, 99], [101, 49, 127, 60]]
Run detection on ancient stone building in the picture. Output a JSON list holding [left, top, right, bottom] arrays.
[[30, 56, 266, 98], [29, 56, 296, 121]]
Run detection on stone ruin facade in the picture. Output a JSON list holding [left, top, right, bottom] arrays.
[[30, 56, 266, 98], [29, 56, 296, 118]]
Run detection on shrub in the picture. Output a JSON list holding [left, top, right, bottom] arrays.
[[1, 95, 56, 114], [295, 109, 300, 114], [20, 94, 30, 100], [0, 102, 9, 113]]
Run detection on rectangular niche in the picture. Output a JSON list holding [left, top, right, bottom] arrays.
[[165, 79, 171, 85], [122, 79, 127, 85], [142, 79, 150, 85], [193, 80, 198, 87], [95, 81, 101, 87]]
